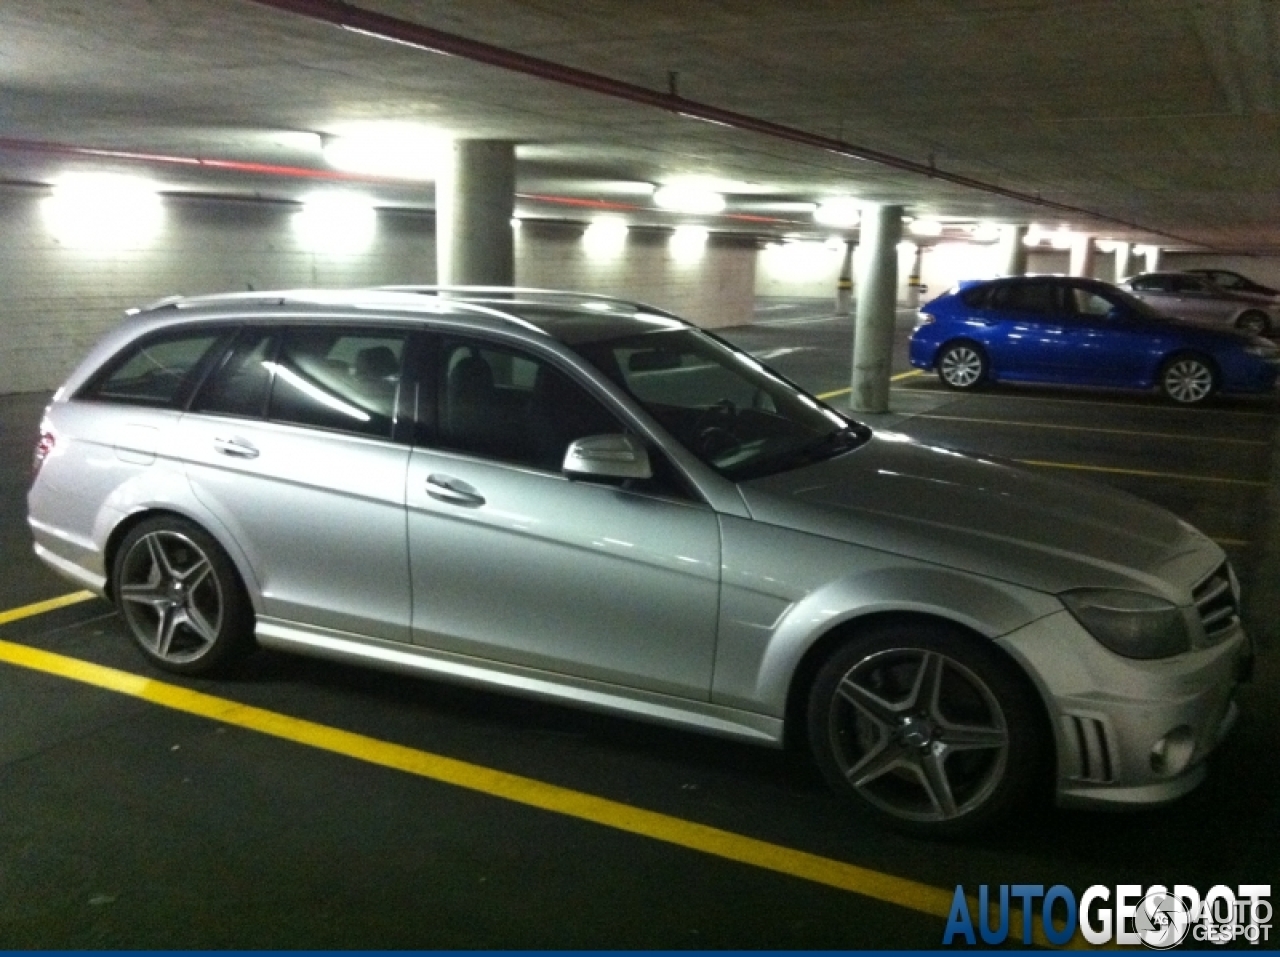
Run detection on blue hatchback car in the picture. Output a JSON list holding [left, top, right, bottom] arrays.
[[909, 276, 1280, 405]]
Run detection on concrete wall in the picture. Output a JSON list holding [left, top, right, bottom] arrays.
[[0, 186, 759, 394], [514, 220, 756, 329]]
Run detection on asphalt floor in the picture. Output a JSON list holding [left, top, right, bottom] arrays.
[[1, 300, 1276, 948]]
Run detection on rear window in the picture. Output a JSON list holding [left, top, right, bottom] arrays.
[[81, 329, 226, 407]]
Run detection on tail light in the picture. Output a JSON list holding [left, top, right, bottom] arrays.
[[32, 430, 55, 479]]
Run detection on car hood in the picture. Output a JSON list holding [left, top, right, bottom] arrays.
[[738, 432, 1222, 600]]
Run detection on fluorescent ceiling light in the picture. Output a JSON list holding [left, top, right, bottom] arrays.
[[969, 222, 1001, 242], [293, 193, 377, 253], [323, 131, 449, 180], [669, 225, 709, 261], [1050, 228, 1074, 250], [813, 197, 860, 227], [653, 184, 726, 214], [583, 218, 629, 255], [909, 219, 943, 237], [43, 173, 163, 248]]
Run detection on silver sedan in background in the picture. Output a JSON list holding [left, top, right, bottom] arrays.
[[27, 288, 1254, 836], [1123, 271, 1279, 335]]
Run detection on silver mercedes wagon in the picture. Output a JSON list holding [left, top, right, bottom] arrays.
[[27, 287, 1252, 835]]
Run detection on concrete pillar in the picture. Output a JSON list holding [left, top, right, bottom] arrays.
[[905, 242, 925, 308], [997, 225, 1029, 276], [1145, 246, 1162, 272], [835, 241, 854, 315], [850, 204, 903, 414], [1069, 234, 1097, 278], [1113, 242, 1132, 282], [437, 140, 516, 286]]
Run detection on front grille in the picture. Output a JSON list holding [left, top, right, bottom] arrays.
[[1193, 562, 1240, 647], [1066, 715, 1114, 783]]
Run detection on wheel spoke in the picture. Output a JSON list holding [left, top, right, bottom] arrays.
[[119, 580, 170, 608], [938, 722, 1007, 751], [183, 603, 219, 645], [146, 533, 182, 580], [847, 734, 906, 788], [836, 674, 903, 728], [918, 747, 960, 818], [915, 651, 945, 714], [153, 603, 180, 656], [179, 555, 213, 591]]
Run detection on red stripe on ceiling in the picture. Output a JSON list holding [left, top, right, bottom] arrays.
[[244, 0, 1211, 249]]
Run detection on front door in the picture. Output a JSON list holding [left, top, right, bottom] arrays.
[[405, 336, 721, 699]]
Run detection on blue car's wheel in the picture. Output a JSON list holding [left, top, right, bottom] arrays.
[[1159, 354, 1217, 405], [937, 342, 988, 390]]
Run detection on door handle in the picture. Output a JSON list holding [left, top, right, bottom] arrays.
[[426, 474, 486, 507], [214, 437, 260, 459]]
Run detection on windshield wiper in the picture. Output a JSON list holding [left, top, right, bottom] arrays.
[[731, 424, 870, 480]]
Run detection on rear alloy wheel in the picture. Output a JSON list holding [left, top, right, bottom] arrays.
[[807, 622, 1043, 835], [1235, 310, 1270, 337], [113, 516, 254, 676], [936, 342, 988, 391], [1159, 354, 1217, 405]]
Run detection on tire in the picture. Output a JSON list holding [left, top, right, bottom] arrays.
[[1158, 354, 1217, 405], [112, 516, 255, 676], [936, 342, 988, 391], [1235, 310, 1270, 337], [806, 621, 1045, 836]]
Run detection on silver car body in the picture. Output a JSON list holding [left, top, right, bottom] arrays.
[[1124, 271, 1280, 333], [28, 289, 1250, 814]]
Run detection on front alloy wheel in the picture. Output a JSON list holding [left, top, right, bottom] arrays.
[[114, 517, 253, 675], [1159, 355, 1216, 405], [808, 623, 1042, 835]]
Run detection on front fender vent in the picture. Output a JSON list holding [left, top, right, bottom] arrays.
[[1065, 714, 1114, 783]]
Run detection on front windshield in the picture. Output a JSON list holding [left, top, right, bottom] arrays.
[[571, 328, 868, 480]]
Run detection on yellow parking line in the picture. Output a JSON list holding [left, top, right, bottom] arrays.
[[0, 590, 95, 626], [892, 386, 1277, 416], [817, 370, 922, 401], [0, 619, 1075, 949], [1015, 459, 1269, 487], [913, 414, 1269, 446]]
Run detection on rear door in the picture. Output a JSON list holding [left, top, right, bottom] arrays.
[[977, 279, 1066, 381], [179, 324, 413, 642]]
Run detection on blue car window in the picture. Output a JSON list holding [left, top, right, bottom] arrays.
[[992, 282, 1056, 314]]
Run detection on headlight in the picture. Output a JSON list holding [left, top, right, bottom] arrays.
[[1060, 588, 1191, 659], [915, 311, 936, 326]]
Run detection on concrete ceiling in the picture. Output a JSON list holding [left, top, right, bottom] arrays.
[[2, 0, 1278, 251]]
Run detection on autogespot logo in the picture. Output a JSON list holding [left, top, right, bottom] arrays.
[[942, 883, 1272, 948]]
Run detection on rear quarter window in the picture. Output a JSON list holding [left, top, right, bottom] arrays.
[[80, 329, 227, 407]]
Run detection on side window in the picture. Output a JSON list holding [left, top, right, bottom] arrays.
[[192, 329, 277, 419], [433, 338, 620, 471], [81, 329, 225, 407], [991, 282, 1055, 314], [959, 284, 993, 308], [1068, 288, 1116, 317], [268, 328, 405, 438], [1130, 275, 1168, 292], [1172, 276, 1208, 294]]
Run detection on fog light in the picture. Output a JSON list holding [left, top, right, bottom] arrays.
[[1150, 725, 1195, 776]]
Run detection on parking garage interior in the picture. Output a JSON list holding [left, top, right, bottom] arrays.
[[1, 0, 1278, 949]]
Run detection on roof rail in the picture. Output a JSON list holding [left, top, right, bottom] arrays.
[[378, 284, 682, 319]]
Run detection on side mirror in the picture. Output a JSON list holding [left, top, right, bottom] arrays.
[[562, 433, 652, 481]]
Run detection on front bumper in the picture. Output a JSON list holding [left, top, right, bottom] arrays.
[[997, 609, 1249, 809]]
